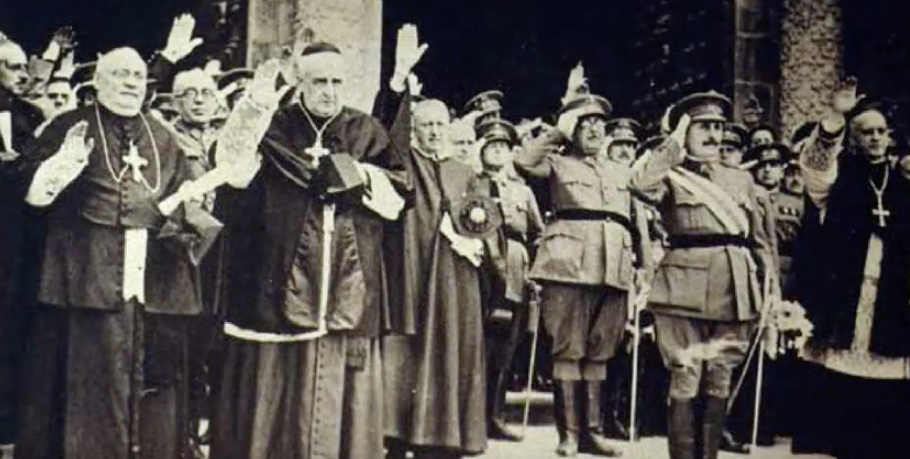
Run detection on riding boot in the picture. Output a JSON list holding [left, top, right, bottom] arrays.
[[667, 398, 697, 459], [702, 397, 728, 459], [554, 381, 580, 457], [489, 370, 522, 441], [578, 381, 622, 457]]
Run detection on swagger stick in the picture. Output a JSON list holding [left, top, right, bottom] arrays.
[[728, 274, 774, 414], [521, 283, 543, 439], [628, 290, 641, 443], [751, 341, 766, 451]]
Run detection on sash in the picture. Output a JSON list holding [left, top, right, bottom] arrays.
[[668, 166, 750, 235]]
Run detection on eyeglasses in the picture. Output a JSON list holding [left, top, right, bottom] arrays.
[[578, 118, 606, 130], [0, 62, 26, 72], [46, 92, 70, 100], [176, 88, 217, 100]]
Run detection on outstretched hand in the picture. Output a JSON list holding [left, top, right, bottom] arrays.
[[51, 27, 77, 53], [163, 14, 204, 63], [395, 24, 429, 77], [60, 121, 94, 165], [248, 59, 293, 108], [561, 62, 588, 104], [832, 76, 863, 115]]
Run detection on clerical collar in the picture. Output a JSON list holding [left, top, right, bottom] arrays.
[[413, 145, 454, 163], [96, 101, 140, 123]]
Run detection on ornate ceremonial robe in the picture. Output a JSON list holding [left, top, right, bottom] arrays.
[[793, 125, 910, 459], [15, 103, 207, 459], [210, 98, 409, 459]]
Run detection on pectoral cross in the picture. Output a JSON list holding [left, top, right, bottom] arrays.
[[304, 138, 330, 168], [122, 142, 148, 183], [873, 194, 891, 228]]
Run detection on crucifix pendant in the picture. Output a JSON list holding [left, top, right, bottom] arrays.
[[122, 142, 149, 183], [873, 194, 891, 228], [304, 139, 330, 168]]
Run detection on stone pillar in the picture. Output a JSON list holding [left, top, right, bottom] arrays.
[[779, 0, 843, 139], [246, 0, 382, 112], [731, 0, 781, 130]]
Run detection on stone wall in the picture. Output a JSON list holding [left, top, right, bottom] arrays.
[[246, 0, 382, 112], [731, 0, 780, 130], [779, 0, 843, 140]]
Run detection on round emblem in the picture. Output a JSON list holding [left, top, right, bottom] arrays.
[[451, 195, 503, 239]]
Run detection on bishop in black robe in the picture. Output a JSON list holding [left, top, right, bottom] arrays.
[[793, 106, 910, 459]]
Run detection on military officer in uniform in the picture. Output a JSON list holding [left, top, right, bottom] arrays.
[[720, 123, 748, 168], [463, 90, 504, 127], [515, 93, 649, 457], [630, 92, 777, 459], [745, 143, 799, 296], [598, 116, 640, 439], [601, 118, 641, 167], [476, 118, 545, 441]]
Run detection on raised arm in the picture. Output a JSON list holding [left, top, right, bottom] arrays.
[[513, 125, 564, 179], [629, 114, 689, 205], [800, 79, 858, 218], [213, 60, 289, 188]]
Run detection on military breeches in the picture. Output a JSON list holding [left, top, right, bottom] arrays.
[[540, 283, 627, 381], [653, 314, 753, 400]]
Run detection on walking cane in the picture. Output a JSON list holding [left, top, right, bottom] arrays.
[[521, 282, 543, 439]]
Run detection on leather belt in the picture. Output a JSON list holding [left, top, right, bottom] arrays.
[[554, 209, 632, 232], [668, 234, 756, 249]]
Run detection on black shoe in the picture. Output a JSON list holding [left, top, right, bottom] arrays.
[[604, 417, 631, 441], [720, 429, 750, 454], [489, 418, 523, 442]]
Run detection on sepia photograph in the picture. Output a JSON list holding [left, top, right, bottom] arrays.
[[0, 0, 908, 458]]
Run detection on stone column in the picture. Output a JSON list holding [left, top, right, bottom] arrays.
[[731, 0, 781, 130], [246, 0, 382, 112], [779, 0, 843, 139]]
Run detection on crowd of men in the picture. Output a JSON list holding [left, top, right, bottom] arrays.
[[0, 12, 907, 459]]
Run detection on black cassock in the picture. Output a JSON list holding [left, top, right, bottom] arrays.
[[794, 152, 910, 459], [15, 104, 209, 459]]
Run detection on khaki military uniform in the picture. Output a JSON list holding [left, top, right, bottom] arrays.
[[519, 151, 644, 381], [482, 168, 545, 436], [770, 189, 803, 298], [631, 140, 776, 399]]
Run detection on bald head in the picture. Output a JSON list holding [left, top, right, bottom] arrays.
[[413, 99, 450, 156], [296, 49, 346, 117], [94, 47, 147, 117], [0, 41, 29, 95], [850, 109, 890, 159]]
